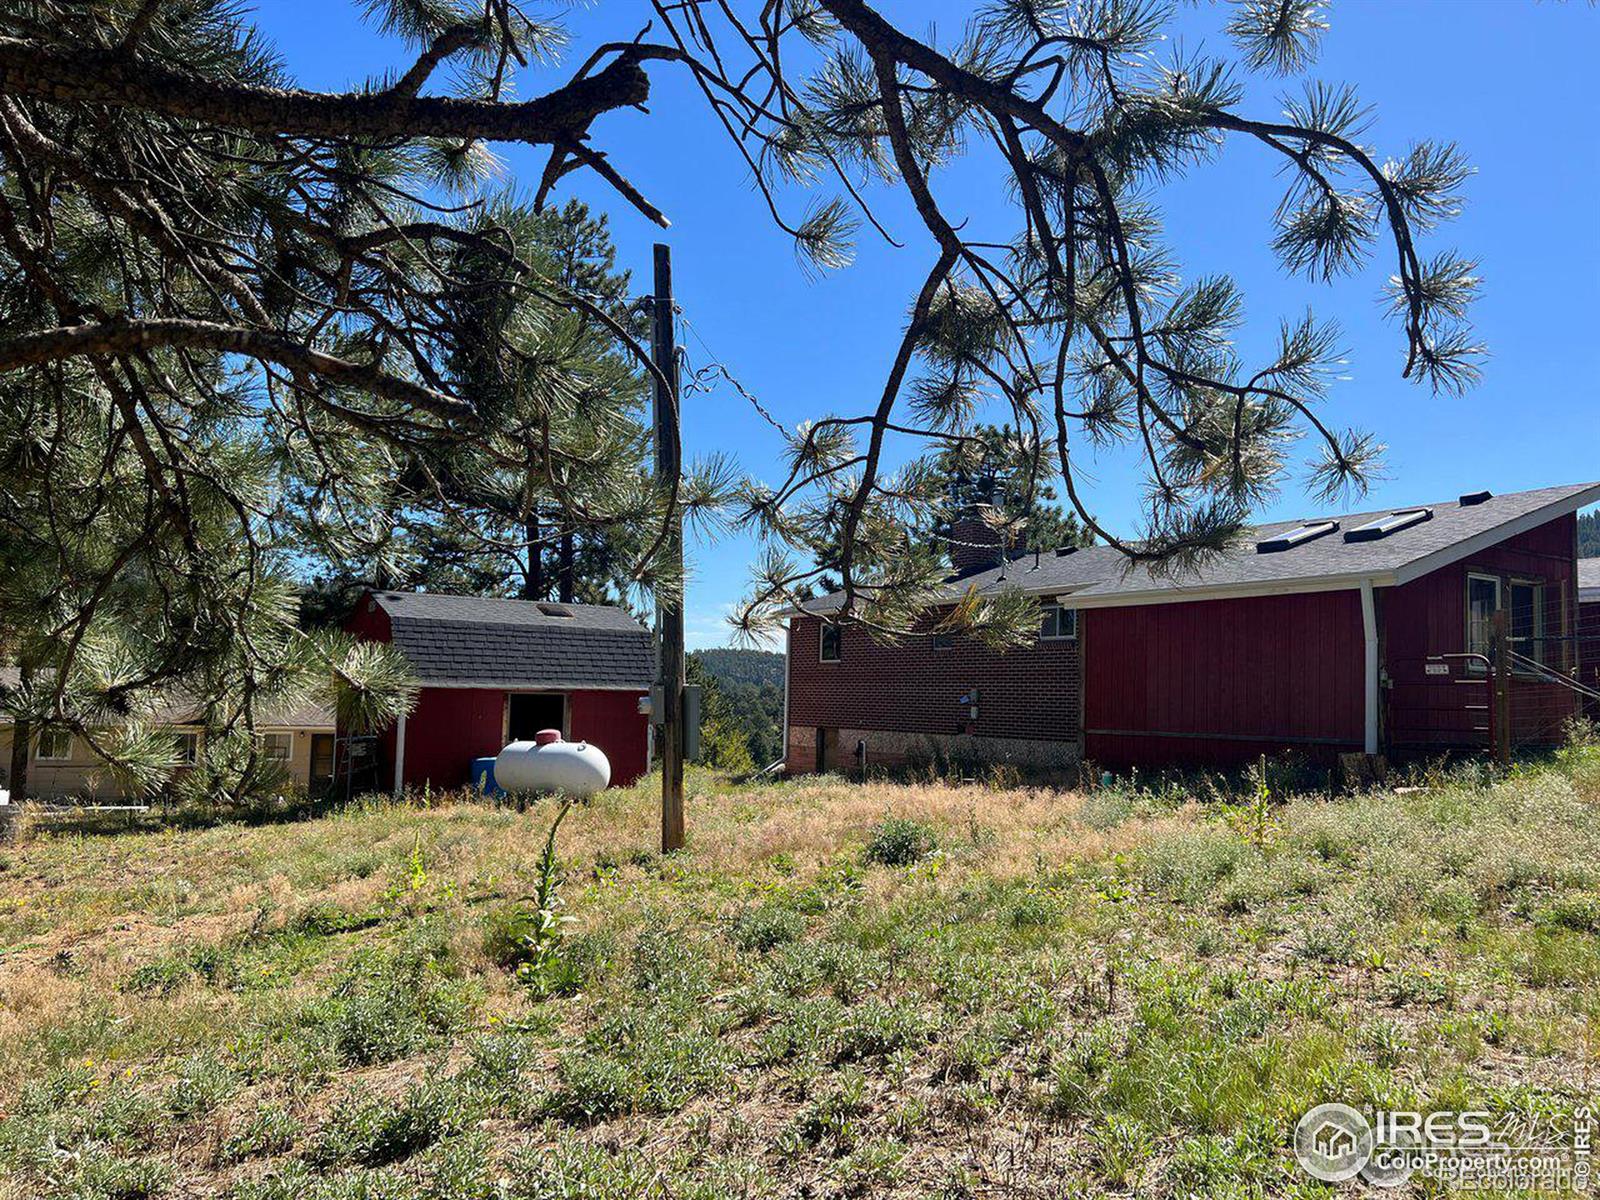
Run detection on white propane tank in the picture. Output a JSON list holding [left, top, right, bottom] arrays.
[[494, 729, 611, 797]]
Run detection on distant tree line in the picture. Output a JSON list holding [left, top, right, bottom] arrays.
[[687, 649, 785, 771], [1580, 511, 1599, 559]]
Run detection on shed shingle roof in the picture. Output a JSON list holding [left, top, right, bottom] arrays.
[[1580, 558, 1600, 601], [802, 482, 1600, 614], [370, 591, 653, 689]]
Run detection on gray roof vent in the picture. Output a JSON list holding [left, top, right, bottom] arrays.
[[1345, 508, 1432, 542], [1459, 490, 1492, 506], [536, 603, 574, 618], [1257, 520, 1339, 554]]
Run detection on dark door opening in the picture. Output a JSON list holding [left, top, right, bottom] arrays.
[[815, 727, 839, 773], [508, 693, 566, 742], [309, 733, 335, 786]]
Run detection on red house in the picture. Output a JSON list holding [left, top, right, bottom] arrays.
[[784, 483, 1600, 775], [345, 591, 653, 793]]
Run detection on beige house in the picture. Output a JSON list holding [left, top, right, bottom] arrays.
[[0, 670, 335, 801]]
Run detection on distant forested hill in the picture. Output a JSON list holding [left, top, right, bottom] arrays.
[[690, 648, 785, 766], [1580, 510, 1599, 558]]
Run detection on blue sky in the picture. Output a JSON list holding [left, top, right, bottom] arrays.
[[253, 1, 1599, 649]]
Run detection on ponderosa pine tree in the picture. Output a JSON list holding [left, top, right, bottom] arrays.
[[296, 199, 659, 621], [0, 0, 1480, 787]]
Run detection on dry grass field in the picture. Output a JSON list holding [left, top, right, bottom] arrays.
[[2, 750, 1599, 1199]]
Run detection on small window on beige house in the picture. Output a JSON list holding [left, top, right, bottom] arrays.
[[36, 727, 73, 762], [262, 732, 293, 764]]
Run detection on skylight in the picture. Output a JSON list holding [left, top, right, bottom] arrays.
[[1256, 520, 1339, 554], [1344, 508, 1432, 543], [537, 603, 574, 618]]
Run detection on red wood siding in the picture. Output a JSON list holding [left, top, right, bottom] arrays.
[[1082, 590, 1365, 769], [401, 687, 506, 789], [343, 599, 392, 643], [785, 612, 1082, 767], [1384, 515, 1578, 750], [568, 689, 649, 785]]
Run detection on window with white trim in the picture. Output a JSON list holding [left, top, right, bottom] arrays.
[[262, 732, 293, 764], [36, 727, 72, 762], [1040, 604, 1077, 641], [819, 622, 842, 662], [173, 730, 200, 766]]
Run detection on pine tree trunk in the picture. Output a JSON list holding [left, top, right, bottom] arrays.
[[7, 714, 28, 801], [522, 511, 544, 600], [558, 532, 575, 603]]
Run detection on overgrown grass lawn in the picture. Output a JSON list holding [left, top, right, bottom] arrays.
[[2, 753, 1599, 1199]]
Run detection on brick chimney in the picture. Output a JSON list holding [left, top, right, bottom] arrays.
[[948, 505, 1006, 576]]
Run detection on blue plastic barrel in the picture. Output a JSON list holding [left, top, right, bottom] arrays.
[[470, 756, 504, 799]]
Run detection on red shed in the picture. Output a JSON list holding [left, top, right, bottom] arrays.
[[345, 591, 652, 793], [784, 483, 1600, 775]]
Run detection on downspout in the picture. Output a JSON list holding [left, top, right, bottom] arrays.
[[780, 620, 791, 770], [1360, 579, 1380, 756], [393, 712, 407, 799]]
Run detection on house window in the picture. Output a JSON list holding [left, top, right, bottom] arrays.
[[1508, 580, 1545, 668], [36, 727, 72, 762], [1040, 604, 1077, 641], [1466, 573, 1501, 667], [173, 731, 200, 766], [819, 623, 842, 662], [930, 631, 955, 651], [262, 732, 293, 764]]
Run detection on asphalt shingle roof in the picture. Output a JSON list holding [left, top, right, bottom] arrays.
[[1580, 558, 1600, 601], [802, 482, 1600, 613], [371, 592, 654, 689]]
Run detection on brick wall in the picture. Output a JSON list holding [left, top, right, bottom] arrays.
[[785, 611, 1081, 773]]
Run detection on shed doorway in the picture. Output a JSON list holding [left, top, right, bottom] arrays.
[[508, 693, 566, 742]]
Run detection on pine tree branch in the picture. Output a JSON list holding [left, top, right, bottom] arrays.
[[0, 37, 650, 147], [0, 317, 473, 419]]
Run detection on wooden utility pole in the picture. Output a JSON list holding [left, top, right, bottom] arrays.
[[651, 242, 686, 852], [1492, 608, 1512, 766]]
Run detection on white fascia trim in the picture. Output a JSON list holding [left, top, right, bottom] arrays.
[[1391, 485, 1600, 587], [1028, 572, 1393, 610], [781, 624, 791, 765], [784, 574, 1384, 616], [393, 711, 407, 799]]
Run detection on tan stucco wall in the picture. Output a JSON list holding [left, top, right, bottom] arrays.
[[0, 725, 330, 801]]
